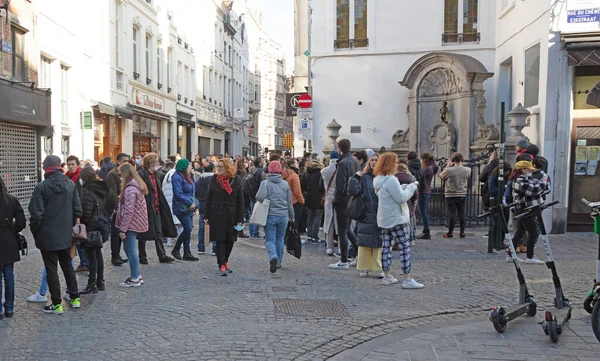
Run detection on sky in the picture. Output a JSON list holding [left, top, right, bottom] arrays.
[[255, 0, 295, 72]]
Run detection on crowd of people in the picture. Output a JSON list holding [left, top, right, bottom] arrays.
[[0, 136, 551, 318]]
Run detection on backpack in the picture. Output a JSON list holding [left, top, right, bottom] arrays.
[[243, 172, 258, 198]]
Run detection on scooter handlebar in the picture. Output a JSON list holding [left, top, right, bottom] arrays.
[[514, 211, 532, 221], [541, 200, 560, 210], [477, 212, 492, 219]]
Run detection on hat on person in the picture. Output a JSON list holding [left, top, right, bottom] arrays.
[[365, 148, 375, 159], [42, 155, 62, 168], [515, 161, 535, 170], [329, 150, 340, 159], [516, 138, 529, 149], [176, 159, 190, 172], [268, 160, 282, 174]]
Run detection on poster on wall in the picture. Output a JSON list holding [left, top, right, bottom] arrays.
[[575, 146, 588, 160], [567, 0, 600, 23], [587, 160, 598, 175], [575, 160, 588, 175]]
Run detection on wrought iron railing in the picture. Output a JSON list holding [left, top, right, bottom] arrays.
[[442, 32, 480, 44], [334, 38, 369, 49]]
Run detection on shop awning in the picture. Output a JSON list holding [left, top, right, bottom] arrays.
[[177, 111, 196, 128], [93, 102, 116, 116], [563, 32, 600, 66], [132, 106, 171, 121], [115, 106, 133, 119], [197, 119, 225, 130]]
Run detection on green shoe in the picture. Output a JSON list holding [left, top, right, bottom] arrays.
[[43, 304, 64, 315], [71, 298, 81, 309]]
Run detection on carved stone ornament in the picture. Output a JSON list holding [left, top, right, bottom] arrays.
[[392, 128, 409, 146], [157, 33, 163, 44], [133, 16, 141, 29], [429, 122, 456, 153], [146, 25, 154, 37], [418, 68, 461, 97]]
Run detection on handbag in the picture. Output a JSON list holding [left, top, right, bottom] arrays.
[[250, 182, 270, 227], [177, 196, 200, 214], [85, 231, 103, 248], [346, 175, 365, 220], [285, 222, 302, 259], [72, 223, 87, 243], [321, 170, 337, 207]]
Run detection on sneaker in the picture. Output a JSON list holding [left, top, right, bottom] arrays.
[[270, 258, 278, 273], [218, 265, 228, 276], [75, 265, 88, 272], [198, 251, 205, 255], [139, 276, 144, 284], [376, 272, 385, 279], [166, 239, 174, 247], [524, 257, 545, 264], [62, 290, 71, 301], [119, 278, 142, 288], [329, 262, 349, 270], [43, 304, 64, 315], [417, 233, 431, 240], [326, 248, 333, 256], [459, 233, 466, 238], [349, 259, 358, 267], [211, 251, 216, 256], [359, 271, 368, 278], [310, 238, 322, 244], [402, 278, 424, 289], [301, 238, 307, 245], [382, 276, 398, 285], [225, 262, 233, 273], [26, 292, 48, 303], [71, 298, 81, 309], [443, 233, 453, 238]]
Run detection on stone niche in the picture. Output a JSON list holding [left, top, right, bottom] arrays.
[[394, 53, 496, 159]]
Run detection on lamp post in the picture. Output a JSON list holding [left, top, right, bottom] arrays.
[[0, 1, 10, 23]]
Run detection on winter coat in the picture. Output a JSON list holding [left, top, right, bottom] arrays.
[[97, 162, 115, 181], [162, 169, 181, 226], [373, 175, 417, 229], [106, 166, 121, 196], [137, 168, 177, 240], [282, 168, 304, 205], [157, 166, 169, 185], [80, 179, 114, 237], [249, 167, 264, 200], [29, 171, 82, 251], [321, 159, 338, 233], [204, 175, 245, 243], [422, 164, 439, 194], [0, 177, 26, 265], [303, 162, 324, 210], [395, 172, 418, 217], [408, 158, 426, 192], [116, 179, 149, 233], [255, 174, 295, 219], [334, 152, 359, 205], [172, 171, 196, 217], [195, 172, 214, 213], [348, 172, 382, 248]]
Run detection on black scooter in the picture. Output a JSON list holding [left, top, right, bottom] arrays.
[[581, 198, 600, 342], [478, 201, 537, 333], [514, 200, 571, 343]]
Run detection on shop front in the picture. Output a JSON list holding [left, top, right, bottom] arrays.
[[0, 78, 51, 212], [93, 103, 132, 161], [177, 110, 195, 160], [130, 87, 171, 157]]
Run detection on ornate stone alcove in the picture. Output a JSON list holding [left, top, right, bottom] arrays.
[[395, 53, 495, 160]]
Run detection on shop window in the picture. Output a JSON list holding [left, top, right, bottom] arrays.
[[524, 43, 540, 108], [39, 56, 52, 88], [12, 27, 25, 81], [443, 0, 479, 44]]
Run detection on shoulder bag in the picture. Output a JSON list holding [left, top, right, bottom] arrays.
[[346, 174, 366, 221], [84, 196, 104, 248], [249, 181, 270, 227], [321, 170, 337, 207]]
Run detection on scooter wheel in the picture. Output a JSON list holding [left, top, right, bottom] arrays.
[[583, 296, 594, 314], [527, 301, 537, 317], [491, 307, 507, 333], [592, 299, 600, 342], [548, 320, 559, 343]]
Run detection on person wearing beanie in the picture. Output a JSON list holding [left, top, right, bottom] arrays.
[[29, 155, 83, 314], [322, 151, 339, 256], [256, 160, 294, 273], [515, 138, 534, 162], [170, 159, 199, 261]]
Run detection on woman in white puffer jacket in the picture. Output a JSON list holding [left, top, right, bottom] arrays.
[[162, 167, 183, 246], [373, 153, 423, 288]]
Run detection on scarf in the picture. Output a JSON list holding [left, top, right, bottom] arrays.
[[216, 175, 232, 195], [66, 167, 82, 182], [44, 167, 63, 179]]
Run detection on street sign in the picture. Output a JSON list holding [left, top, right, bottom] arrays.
[[298, 120, 311, 140], [298, 94, 312, 108], [303, 50, 310, 57], [285, 92, 307, 116], [297, 108, 313, 119]]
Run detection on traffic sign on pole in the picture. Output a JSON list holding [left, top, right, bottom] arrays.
[[298, 94, 312, 108], [297, 108, 313, 119]]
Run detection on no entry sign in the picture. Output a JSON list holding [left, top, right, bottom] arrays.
[[298, 94, 312, 108]]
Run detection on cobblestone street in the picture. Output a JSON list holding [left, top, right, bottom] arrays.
[[1, 227, 599, 360]]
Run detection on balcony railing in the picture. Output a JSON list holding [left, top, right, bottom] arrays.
[[334, 38, 369, 49], [442, 32, 480, 44]]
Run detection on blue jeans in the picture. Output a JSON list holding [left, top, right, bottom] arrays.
[[175, 213, 193, 252], [76, 243, 89, 267], [418, 194, 430, 233], [39, 259, 75, 296], [197, 213, 206, 252], [0, 263, 15, 314], [123, 231, 140, 280], [264, 215, 288, 266], [249, 200, 260, 237]]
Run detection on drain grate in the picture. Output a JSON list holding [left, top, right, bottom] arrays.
[[273, 299, 348, 318], [272, 286, 297, 292]]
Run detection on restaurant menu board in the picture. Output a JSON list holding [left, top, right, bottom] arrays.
[[575, 145, 600, 176]]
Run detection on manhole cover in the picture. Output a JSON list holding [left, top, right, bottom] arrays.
[[272, 286, 297, 292], [273, 299, 348, 318]]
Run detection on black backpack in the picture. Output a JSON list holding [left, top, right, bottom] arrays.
[[243, 172, 258, 198]]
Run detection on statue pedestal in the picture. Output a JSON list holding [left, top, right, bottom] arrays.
[[390, 128, 410, 159]]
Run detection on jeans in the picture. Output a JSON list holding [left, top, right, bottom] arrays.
[[40, 249, 80, 306], [248, 200, 260, 237], [197, 213, 206, 252], [446, 197, 466, 235], [175, 213, 193, 252], [85, 247, 104, 286], [418, 194, 430, 233], [265, 215, 288, 266], [306, 208, 324, 239], [0, 263, 15, 314], [76, 243, 89, 267], [123, 231, 140, 280], [110, 216, 123, 258], [39, 259, 75, 296]]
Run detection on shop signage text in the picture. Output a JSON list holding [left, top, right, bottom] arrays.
[[133, 88, 165, 112], [2, 40, 12, 54]]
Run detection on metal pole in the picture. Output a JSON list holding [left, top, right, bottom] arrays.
[[307, 0, 313, 155], [496, 102, 506, 251]]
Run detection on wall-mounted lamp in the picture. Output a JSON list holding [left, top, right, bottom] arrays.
[[0, 1, 10, 24]]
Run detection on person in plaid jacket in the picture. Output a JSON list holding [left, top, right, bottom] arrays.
[[510, 161, 549, 264]]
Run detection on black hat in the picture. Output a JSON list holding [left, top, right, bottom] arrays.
[[42, 155, 62, 168]]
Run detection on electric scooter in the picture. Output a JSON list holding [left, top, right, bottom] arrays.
[[514, 200, 571, 343], [478, 201, 537, 333], [581, 198, 600, 342]]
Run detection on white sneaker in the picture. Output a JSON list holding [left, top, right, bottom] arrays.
[[382, 276, 398, 285], [166, 239, 174, 247], [326, 248, 333, 256], [329, 262, 349, 270], [26, 292, 48, 303], [301, 238, 307, 245], [524, 257, 545, 264], [376, 272, 385, 279], [359, 271, 368, 278], [349, 259, 358, 267], [62, 290, 71, 301], [402, 278, 424, 289]]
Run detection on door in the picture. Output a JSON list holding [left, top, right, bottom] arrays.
[[568, 119, 600, 231]]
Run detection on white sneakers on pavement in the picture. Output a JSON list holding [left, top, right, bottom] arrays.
[[349, 259, 357, 267], [329, 262, 349, 270], [26, 292, 48, 303], [326, 248, 333, 256], [382, 276, 398, 285], [402, 278, 424, 289], [524, 257, 545, 264], [359, 271, 369, 278]]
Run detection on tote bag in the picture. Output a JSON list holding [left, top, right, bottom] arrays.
[[249, 182, 270, 227]]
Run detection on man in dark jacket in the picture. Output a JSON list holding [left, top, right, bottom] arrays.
[[137, 153, 176, 264], [97, 157, 115, 181], [106, 153, 130, 266], [407, 152, 425, 190], [303, 157, 325, 243], [330, 139, 359, 270], [248, 157, 264, 239], [195, 163, 215, 255], [29, 155, 83, 314]]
